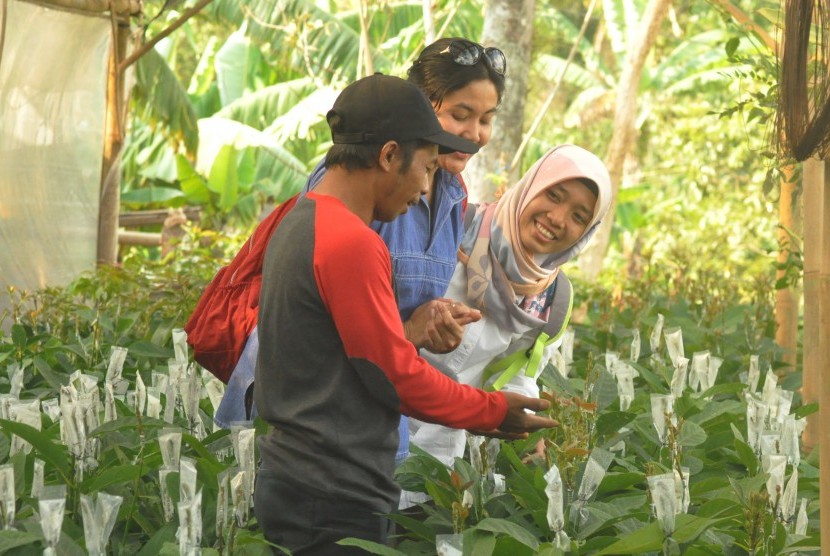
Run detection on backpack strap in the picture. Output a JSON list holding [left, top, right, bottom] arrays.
[[463, 202, 478, 232], [480, 272, 574, 391], [458, 174, 469, 219]]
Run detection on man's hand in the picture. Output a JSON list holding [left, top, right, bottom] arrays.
[[403, 299, 481, 354], [469, 392, 557, 439]]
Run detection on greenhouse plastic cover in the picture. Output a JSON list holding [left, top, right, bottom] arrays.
[[0, 0, 111, 322]]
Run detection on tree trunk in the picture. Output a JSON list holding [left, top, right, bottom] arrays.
[[802, 158, 829, 435], [421, 0, 435, 45], [577, 0, 672, 280], [463, 0, 534, 203], [97, 23, 131, 265], [798, 158, 830, 545], [775, 163, 801, 372]]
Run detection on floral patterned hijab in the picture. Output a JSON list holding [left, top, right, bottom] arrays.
[[459, 144, 612, 313]]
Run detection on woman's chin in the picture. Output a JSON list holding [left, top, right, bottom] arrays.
[[439, 154, 472, 175]]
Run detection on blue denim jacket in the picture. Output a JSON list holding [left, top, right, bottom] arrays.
[[214, 160, 466, 462]]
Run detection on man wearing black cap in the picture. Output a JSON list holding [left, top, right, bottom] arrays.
[[253, 74, 556, 554]]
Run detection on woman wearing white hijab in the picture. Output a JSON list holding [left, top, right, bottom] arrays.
[[401, 144, 612, 507]]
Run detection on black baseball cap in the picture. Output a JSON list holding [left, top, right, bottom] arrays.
[[327, 74, 479, 155]]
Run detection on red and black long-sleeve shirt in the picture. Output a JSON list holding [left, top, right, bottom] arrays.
[[254, 192, 507, 511]]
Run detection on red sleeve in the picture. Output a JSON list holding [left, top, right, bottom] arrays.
[[313, 202, 506, 431]]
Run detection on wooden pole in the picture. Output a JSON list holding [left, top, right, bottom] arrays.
[[97, 22, 130, 265], [802, 158, 830, 551], [775, 163, 801, 372]]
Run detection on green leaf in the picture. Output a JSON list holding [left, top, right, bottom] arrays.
[[733, 438, 759, 475], [11, 324, 27, 348], [594, 520, 665, 554], [89, 415, 169, 437], [696, 383, 746, 398], [595, 411, 637, 439], [677, 420, 707, 447], [81, 463, 145, 493], [0, 419, 71, 483], [127, 340, 174, 359], [134, 48, 199, 155], [177, 155, 211, 204], [725, 37, 740, 58], [136, 525, 178, 556], [121, 186, 185, 205], [33, 355, 67, 390], [794, 403, 818, 418], [596, 515, 721, 554], [336, 538, 406, 555], [593, 370, 618, 411], [475, 517, 539, 550], [208, 144, 240, 211], [0, 530, 41, 552]]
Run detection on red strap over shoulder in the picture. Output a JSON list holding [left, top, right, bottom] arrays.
[[184, 194, 300, 382], [457, 174, 468, 219]]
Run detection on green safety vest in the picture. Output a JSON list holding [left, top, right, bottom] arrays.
[[480, 272, 574, 391]]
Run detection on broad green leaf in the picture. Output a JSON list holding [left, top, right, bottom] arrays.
[[593, 369, 618, 411], [11, 324, 27, 347], [134, 48, 199, 155], [475, 518, 539, 550], [597, 514, 721, 554], [697, 383, 746, 398], [387, 512, 434, 542], [177, 155, 211, 204], [121, 186, 185, 205], [0, 530, 40, 552], [215, 30, 262, 107], [594, 520, 665, 554], [135, 524, 178, 556], [466, 530, 497, 555], [187, 36, 220, 96], [597, 471, 644, 493], [208, 144, 240, 212], [33, 355, 67, 390], [81, 463, 145, 493], [127, 340, 174, 359], [794, 403, 818, 418], [0, 419, 71, 482], [89, 416, 169, 437], [595, 411, 637, 438], [336, 538, 406, 555], [678, 420, 707, 447], [733, 438, 759, 474]]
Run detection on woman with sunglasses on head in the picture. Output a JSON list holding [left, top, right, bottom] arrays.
[[213, 38, 508, 442]]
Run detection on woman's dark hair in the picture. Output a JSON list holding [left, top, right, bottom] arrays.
[[407, 37, 506, 109]]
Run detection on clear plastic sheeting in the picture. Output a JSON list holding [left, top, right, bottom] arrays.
[[0, 0, 111, 320]]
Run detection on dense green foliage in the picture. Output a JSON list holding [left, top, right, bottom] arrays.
[[0, 1, 810, 554], [0, 228, 819, 554]]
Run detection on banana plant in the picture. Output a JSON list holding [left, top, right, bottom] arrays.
[[124, 0, 486, 230]]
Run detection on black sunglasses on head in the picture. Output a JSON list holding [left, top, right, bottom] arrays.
[[439, 40, 507, 75]]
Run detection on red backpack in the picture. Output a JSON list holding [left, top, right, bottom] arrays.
[[184, 194, 300, 382], [185, 175, 469, 383]]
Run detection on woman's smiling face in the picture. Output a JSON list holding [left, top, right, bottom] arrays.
[[518, 179, 598, 255], [433, 79, 499, 175]]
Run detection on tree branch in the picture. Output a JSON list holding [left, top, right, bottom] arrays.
[[118, 0, 214, 73]]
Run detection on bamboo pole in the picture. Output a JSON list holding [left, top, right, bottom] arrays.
[[802, 159, 829, 449], [775, 164, 801, 372], [97, 22, 129, 265], [802, 158, 830, 549]]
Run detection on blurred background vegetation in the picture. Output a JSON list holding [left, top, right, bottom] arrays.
[[118, 0, 790, 342]]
